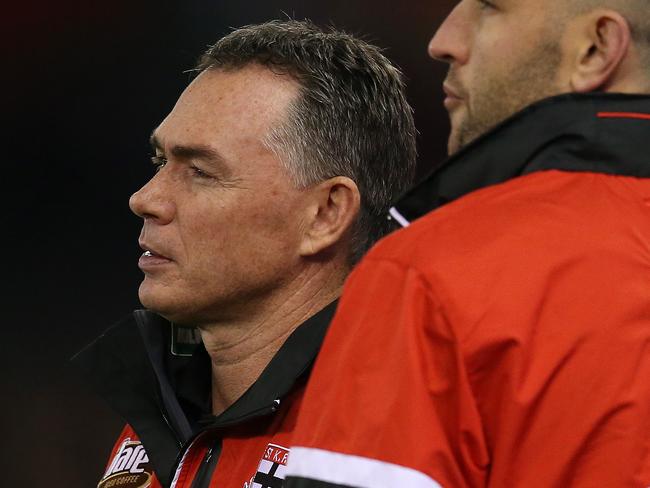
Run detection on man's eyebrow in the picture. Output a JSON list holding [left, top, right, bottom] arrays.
[[149, 133, 227, 166]]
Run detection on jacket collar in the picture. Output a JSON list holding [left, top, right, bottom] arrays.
[[190, 301, 338, 428], [71, 301, 337, 486], [390, 93, 650, 226]]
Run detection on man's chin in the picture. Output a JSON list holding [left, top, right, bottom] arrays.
[[447, 109, 467, 155], [447, 129, 462, 156], [138, 287, 205, 327], [139, 284, 178, 316]]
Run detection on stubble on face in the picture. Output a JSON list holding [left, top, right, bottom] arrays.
[[448, 32, 564, 154]]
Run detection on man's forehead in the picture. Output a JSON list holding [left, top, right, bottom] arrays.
[[180, 65, 299, 115], [156, 65, 299, 145]]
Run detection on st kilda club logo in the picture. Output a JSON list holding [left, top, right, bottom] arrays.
[[98, 438, 154, 488], [244, 443, 290, 488]]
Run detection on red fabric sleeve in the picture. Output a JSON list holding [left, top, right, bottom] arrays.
[[289, 256, 488, 487]]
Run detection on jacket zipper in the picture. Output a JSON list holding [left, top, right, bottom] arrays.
[[170, 401, 280, 487], [189, 440, 221, 488], [161, 409, 184, 448]]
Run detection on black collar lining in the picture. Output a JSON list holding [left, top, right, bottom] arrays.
[[198, 301, 338, 427], [393, 93, 650, 224]]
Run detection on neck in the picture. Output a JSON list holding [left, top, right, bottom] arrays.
[[198, 262, 346, 415]]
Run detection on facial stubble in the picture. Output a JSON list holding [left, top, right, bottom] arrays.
[[451, 39, 564, 154]]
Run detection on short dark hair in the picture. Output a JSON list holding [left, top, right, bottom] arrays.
[[196, 20, 417, 262]]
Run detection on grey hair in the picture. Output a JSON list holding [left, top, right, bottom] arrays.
[[196, 20, 417, 263]]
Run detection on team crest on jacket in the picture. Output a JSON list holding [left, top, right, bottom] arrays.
[[244, 443, 290, 488], [98, 437, 153, 488]]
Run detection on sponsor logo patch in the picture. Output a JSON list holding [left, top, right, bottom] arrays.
[[98, 438, 153, 488], [244, 443, 290, 488]]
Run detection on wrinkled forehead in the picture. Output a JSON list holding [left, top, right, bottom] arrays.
[[156, 65, 300, 148], [182, 66, 297, 124]]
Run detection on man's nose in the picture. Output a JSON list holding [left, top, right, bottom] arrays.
[[428, 2, 472, 65], [129, 171, 175, 224]]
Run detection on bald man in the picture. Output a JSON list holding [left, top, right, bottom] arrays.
[[285, 1, 650, 486]]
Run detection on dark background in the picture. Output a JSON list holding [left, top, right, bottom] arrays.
[[4, 1, 454, 485]]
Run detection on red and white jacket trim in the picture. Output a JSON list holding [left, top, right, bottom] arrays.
[[286, 447, 443, 488]]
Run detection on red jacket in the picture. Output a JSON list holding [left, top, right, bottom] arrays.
[[286, 94, 650, 488], [74, 302, 336, 488], [98, 386, 305, 488]]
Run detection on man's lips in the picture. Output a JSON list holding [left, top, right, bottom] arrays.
[[138, 241, 173, 269], [443, 83, 463, 109]]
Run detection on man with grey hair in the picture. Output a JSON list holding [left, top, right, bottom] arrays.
[[73, 20, 416, 488], [285, 1, 650, 487]]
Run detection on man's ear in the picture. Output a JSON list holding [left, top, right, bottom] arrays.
[[570, 10, 631, 92], [299, 176, 361, 257]]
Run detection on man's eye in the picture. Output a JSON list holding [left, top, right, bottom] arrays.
[[151, 155, 167, 172], [190, 165, 214, 179], [477, 0, 496, 9]]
